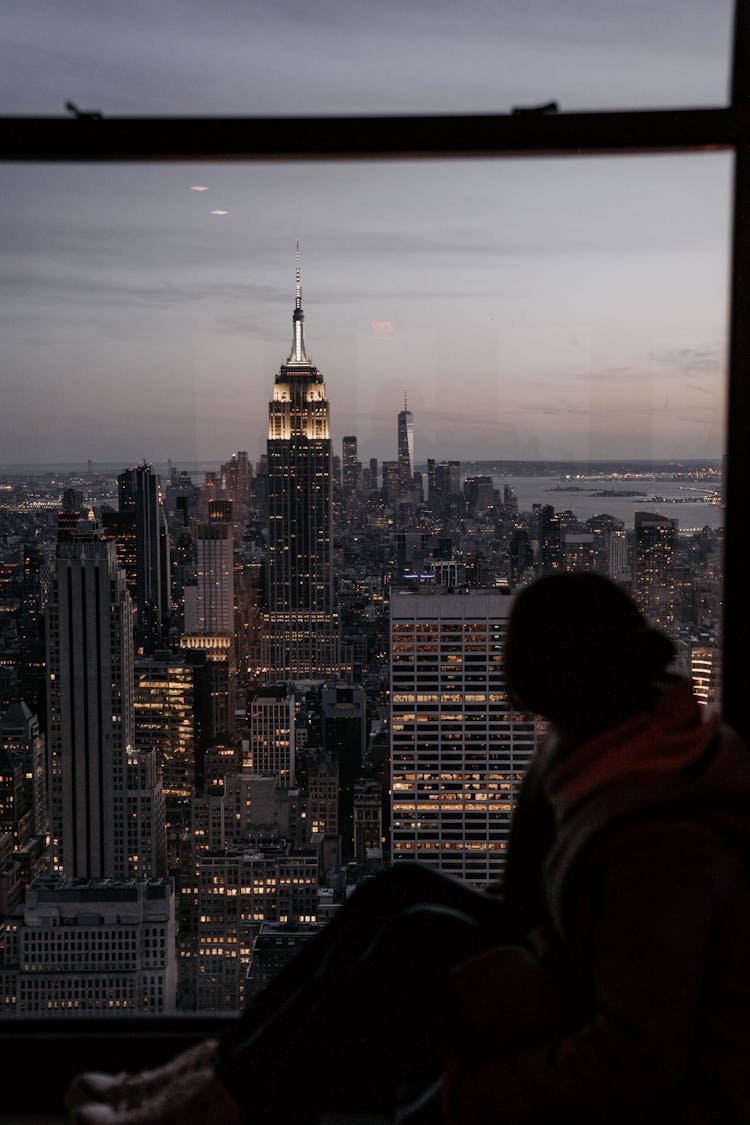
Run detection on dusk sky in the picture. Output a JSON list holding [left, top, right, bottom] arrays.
[[1, 1, 735, 467]]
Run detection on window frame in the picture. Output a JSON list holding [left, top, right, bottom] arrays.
[[0, 2, 747, 1108]]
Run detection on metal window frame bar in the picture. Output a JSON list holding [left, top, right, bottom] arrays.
[[0, 8, 747, 738], [0, 106, 744, 162]]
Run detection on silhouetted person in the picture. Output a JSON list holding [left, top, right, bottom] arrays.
[[444, 573, 750, 1124], [68, 574, 750, 1125]]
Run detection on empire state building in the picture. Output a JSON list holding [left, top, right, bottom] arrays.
[[262, 258, 340, 680]]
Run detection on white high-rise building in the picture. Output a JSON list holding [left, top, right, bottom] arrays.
[[0, 875, 176, 1015], [390, 588, 542, 888], [184, 522, 234, 636]]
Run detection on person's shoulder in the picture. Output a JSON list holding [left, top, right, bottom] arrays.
[[597, 814, 745, 897]]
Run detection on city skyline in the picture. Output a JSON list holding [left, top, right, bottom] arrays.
[[0, 0, 734, 1048], [1, 3, 734, 466], [0, 164, 731, 468]]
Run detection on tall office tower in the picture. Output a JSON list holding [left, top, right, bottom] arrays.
[[61, 488, 83, 514], [390, 588, 541, 888], [691, 644, 721, 712], [607, 529, 629, 582], [321, 684, 366, 859], [0, 747, 29, 850], [353, 779, 383, 863], [397, 393, 414, 493], [57, 489, 85, 541], [305, 749, 339, 839], [342, 436, 358, 493], [0, 875, 176, 1015], [118, 463, 171, 654], [247, 687, 296, 786], [633, 510, 678, 635], [134, 655, 195, 826], [181, 518, 237, 754], [193, 846, 319, 1012], [463, 476, 494, 515], [369, 457, 379, 491], [222, 773, 284, 842], [381, 460, 400, 504], [502, 485, 518, 516], [432, 461, 461, 505], [57, 502, 83, 543], [46, 524, 165, 880], [47, 529, 132, 879], [184, 523, 235, 637], [263, 258, 340, 679], [208, 498, 234, 524], [540, 504, 562, 574], [426, 458, 436, 502], [220, 451, 253, 523], [562, 531, 597, 573], [0, 832, 22, 916], [126, 749, 167, 878], [17, 542, 45, 677], [509, 529, 533, 586], [0, 701, 47, 837], [100, 509, 138, 602], [170, 499, 196, 632], [180, 636, 236, 750]]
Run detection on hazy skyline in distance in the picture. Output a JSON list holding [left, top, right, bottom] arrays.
[[0, 1, 735, 466]]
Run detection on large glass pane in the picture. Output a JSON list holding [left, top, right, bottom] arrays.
[[2, 0, 735, 116], [0, 152, 729, 1014]]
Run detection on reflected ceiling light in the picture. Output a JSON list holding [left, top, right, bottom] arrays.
[[210, 210, 228, 215], [191, 185, 209, 192]]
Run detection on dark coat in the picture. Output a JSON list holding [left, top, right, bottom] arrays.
[[444, 680, 750, 1124]]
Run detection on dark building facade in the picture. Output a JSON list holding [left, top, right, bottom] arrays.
[[263, 262, 340, 679], [118, 463, 170, 655], [634, 510, 678, 636], [397, 396, 414, 493]]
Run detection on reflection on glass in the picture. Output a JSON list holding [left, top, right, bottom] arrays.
[[3, 0, 735, 115], [0, 153, 729, 1013]]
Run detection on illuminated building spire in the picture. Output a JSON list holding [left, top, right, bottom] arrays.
[[287, 242, 310, 365]]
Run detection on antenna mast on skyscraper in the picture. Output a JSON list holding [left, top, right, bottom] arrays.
[[288, 242, 310, 364]]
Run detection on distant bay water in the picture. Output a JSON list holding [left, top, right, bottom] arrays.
[[489, 475, 723, 532], [0, 461, 723, 532]]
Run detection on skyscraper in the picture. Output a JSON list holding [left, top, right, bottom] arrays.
[[397, 393, 414, 494], [691, 643, 721, 712], [342, 436, 358, 493], [247, 687, 296, 786], [133, 654, 195, 840], [390, 587, 541, 888], [633, 510, 677, 635], [381, 460, 400, 504], [540, 504, 562, 574], [118, 463, 170, 654], [263, 255, 339, 679], [46, 521, 165, 879], [184, 522, 234, 636], [219, 451, 253, 524]]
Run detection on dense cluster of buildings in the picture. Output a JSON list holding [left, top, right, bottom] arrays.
[[0, 269, 723, 1015]]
